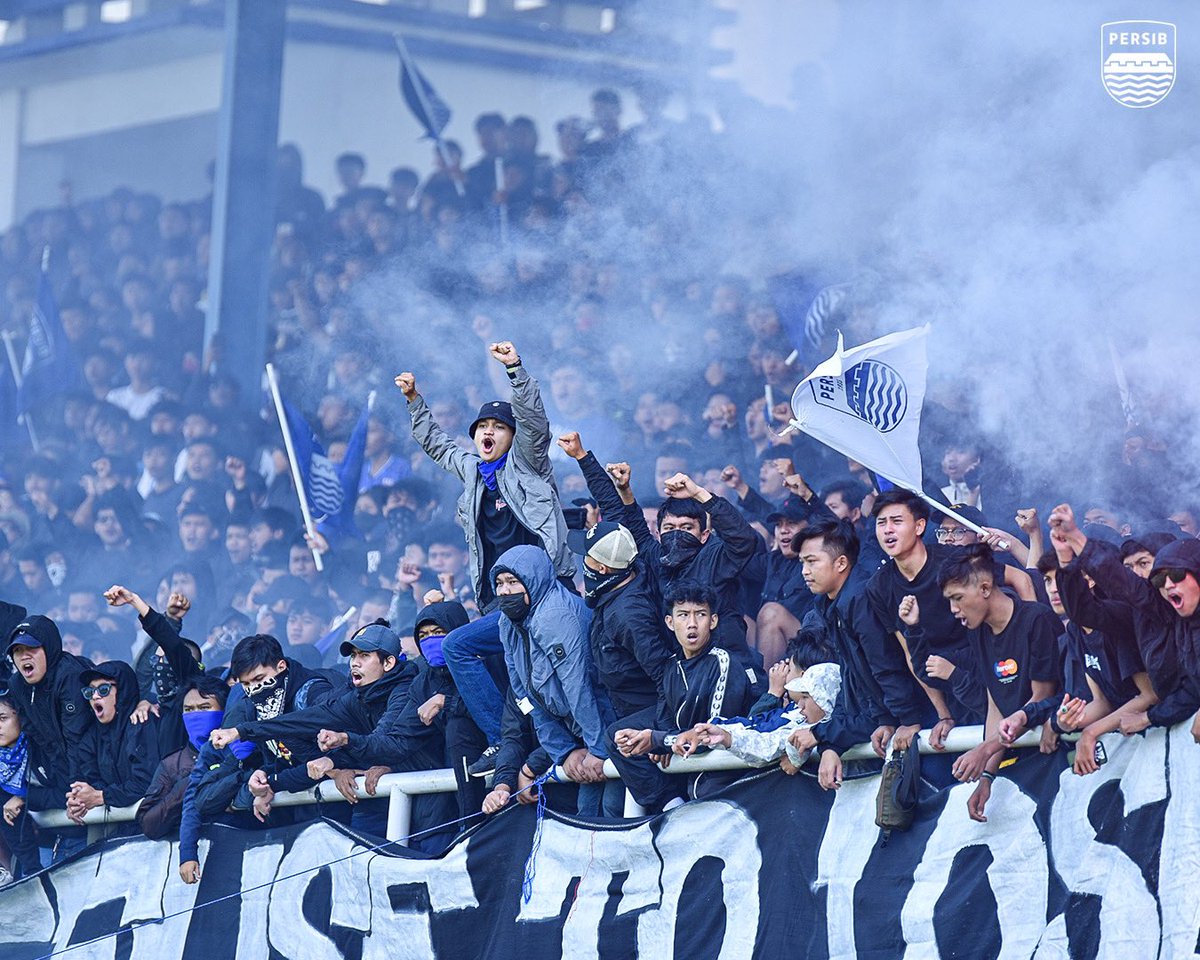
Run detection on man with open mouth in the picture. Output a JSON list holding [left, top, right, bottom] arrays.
[[1048, 503, 1200, 744], [394, 340, 577, 777], [210, 622, 455, 851], [4, 615, 96, 865], [69, 660, 162, 832]]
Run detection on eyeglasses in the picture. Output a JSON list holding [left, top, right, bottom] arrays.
[[82, 683, 115, 700], [242, 674, 278, 696], [1150, 568, 1189, 590], [935, 527, 970, 542]]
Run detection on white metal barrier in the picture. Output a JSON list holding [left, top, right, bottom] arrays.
[[28, 723, 1055, 845]]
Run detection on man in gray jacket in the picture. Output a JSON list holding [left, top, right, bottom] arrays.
[[394, 341, 574, 767]]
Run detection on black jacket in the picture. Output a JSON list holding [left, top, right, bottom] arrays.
[[576, 451, 763, 661], [587, 565, 673, 717], [649, 643, 758, 753], [236, 658, 441, 780], [77, 660, 162, 808], [138, 607, 205, 756], [816, 566, 929, 752], [6, 616, 94, 807], [224, 656, 342, 795], [494, 691, 552, 792], [1078, 538, 1200, 727]]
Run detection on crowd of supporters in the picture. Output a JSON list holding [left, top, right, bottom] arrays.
[[0, 84, 1198, 885]]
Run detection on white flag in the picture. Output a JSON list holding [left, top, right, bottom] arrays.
[[788, 325, 929, 492]]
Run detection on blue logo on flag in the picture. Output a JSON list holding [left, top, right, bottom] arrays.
[[843, 360, 908, 432]]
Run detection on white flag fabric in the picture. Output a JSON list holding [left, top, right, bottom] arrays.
[[788, 325, 929, 492]]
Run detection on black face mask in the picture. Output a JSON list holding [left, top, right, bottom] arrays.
[[660, 529, 703, 569], [355, 512, 384, 538], [497, 592, 532, 623], [583, 564, 627, 606]]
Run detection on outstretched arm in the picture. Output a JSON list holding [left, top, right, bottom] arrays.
[[495, 342, 552, 477], [396, 372, 472, 481]]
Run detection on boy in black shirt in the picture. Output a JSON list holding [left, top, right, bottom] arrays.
[[866, 490, 1035, 742], [914, 544, 1059, 823]]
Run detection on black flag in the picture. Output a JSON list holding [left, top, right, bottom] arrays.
[[397, 38, 451, 140]]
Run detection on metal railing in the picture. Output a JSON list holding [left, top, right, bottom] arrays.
[[29, 723, 1053, 844]]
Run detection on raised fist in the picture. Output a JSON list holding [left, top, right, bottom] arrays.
[[557, 432, 586, 461], [488, 341, 520, 366], [394, 372, 417, 400]]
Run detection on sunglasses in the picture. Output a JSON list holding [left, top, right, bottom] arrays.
[[82, 683, 115, 701], [1150, 568, 1190, 590]]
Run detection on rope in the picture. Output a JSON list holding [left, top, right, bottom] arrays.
[[520, 771, 552, 904], [31, 775, 551, 960]]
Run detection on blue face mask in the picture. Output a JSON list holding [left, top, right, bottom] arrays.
[[419, 633, 447, 667], [182, 709, 224, 751]]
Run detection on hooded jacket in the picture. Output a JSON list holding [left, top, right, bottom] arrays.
[[77, 660, 162, 809], [410, 602, 476, 740], [1079, 537, 1200, 726], [222, 656, 341, 797], [407, 363, 575, 602], [584, 563, 673, 717], [492, 545, 615, 763], [6, 616, 94, 806], [235, 657, 436, 772], [137, 606, 205, 756]]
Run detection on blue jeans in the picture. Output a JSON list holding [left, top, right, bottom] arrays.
[[443, 610, 505, 744], [39, 830, 86, 869], [576, 778, 626, 818]]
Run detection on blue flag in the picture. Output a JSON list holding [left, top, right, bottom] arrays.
[[397, 43, 451, 140], [319, 398, 370, 539], [19, 268, 80, 415], [280, 397, 344, 521]]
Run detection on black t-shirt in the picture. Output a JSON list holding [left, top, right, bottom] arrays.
[[867, 542, 1006, 660], [1063, 622, 1142, 708], [968, 599, 1061, 717], [477, 485, 540, 606]]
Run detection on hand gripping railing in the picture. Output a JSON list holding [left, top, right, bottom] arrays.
[[29, 723, 1053, 843]]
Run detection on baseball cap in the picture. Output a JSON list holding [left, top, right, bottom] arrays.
[[6, 616, 60, 657], [340, 621, 401, 659], [569, 521, 637, 569], [80, 665, 122, 687], [767, 500, 810, 525]]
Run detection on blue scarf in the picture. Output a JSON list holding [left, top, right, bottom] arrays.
[[0, 733, 29, 798], [478, 452, 509, 492]]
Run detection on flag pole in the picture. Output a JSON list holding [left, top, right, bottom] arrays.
[[393, 32, 464, 198], [0, 330, 38, 450], [911, 488, 1009, 550], [265, 362, 324, 572]]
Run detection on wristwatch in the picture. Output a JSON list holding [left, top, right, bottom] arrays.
[[662, 734, 678, 748]]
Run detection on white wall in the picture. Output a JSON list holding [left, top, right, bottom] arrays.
[[278, 40, 615, 201], [2, 28, 635, 227]]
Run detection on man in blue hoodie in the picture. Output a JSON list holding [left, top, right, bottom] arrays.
[[490, 544, 621, 816]]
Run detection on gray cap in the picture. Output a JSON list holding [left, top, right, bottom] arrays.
[[340, 622, 401, 659]]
